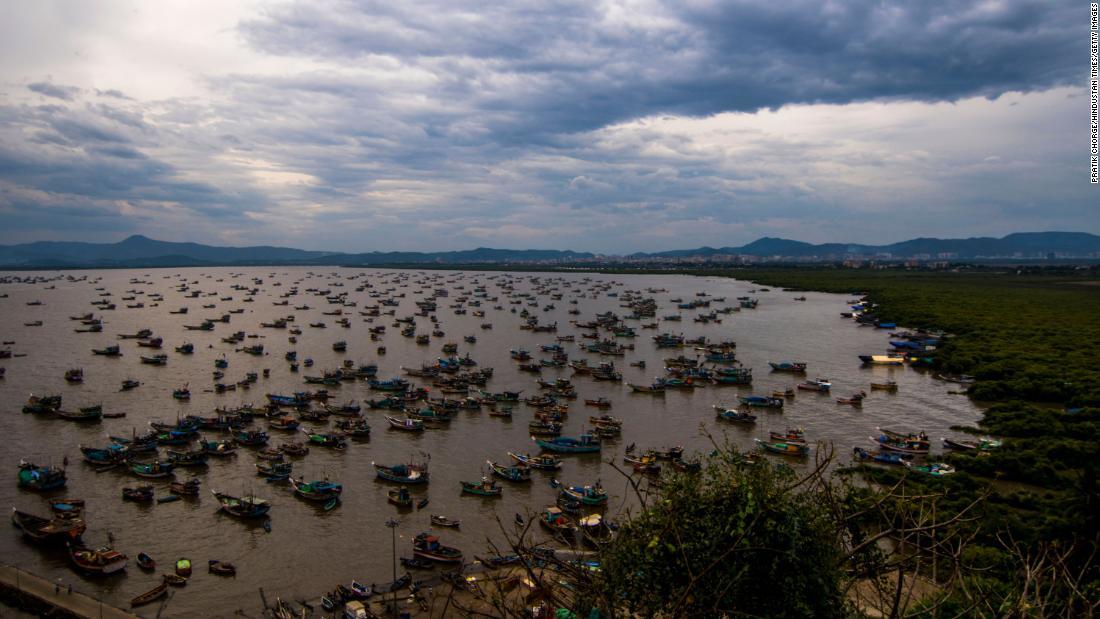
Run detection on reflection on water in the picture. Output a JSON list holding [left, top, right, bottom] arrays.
[[0, 268, 982, 615]]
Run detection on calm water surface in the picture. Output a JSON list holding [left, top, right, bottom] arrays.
[[0, 268, 982, 617]]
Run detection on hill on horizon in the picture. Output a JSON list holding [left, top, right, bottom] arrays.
[[0, 232, 1097, 268]]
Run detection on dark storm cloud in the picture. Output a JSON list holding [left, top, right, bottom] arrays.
[[0, 95, 267, 234], [0, 0, 1090, 251], [239, 0, 1077, 142], [27, 81, 81, 101]]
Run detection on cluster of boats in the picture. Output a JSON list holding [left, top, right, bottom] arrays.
[[1, 268, 995, 617]]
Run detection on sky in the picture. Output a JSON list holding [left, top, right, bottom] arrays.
[[0, 0, 1092, 253]]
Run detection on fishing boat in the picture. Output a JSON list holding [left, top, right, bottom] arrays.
[[508, 452, 562, 470], [208, 560, 237, 576], [130, 460, 173, 478], [588, 414, 624, 429], [627, 381, 666, 394], [68, 543, 128, 575], [859, 355, 905, 366], [904, 461, 956, 476], [122, 485, 155, 502], [715, 408, 756, 423], [269, 415, 301, 431], [430, 514, 461, 528], [11, 509, 86, 543], [534, 434, 601, 454], [130, 580, 168, 607], [169, 478, 201, 496], [528, 420, 562, 436], [872, 435, 931, 455], [768, 361, 807, 373], [175, 558, 192, 577], [577, 513, 615, 547], [80, 446, 128, 466], [200, 438, 237, 456], [166, 450, 208, 468], [256, 461, 292, 478], [852, 447, 910, 466], [335, 418, 371, 437], [625, 453, 661, 475], [388, 486, 413, 508], [870, 380, 899, 391], [93, 345, 122, 356], [23, 394, 62, 414], [374, 461, 430, 484], [560, 482, 608, 505], [796, 378, 832, 392], [233, 430, 269, 447], [17, 461, 66, 491], [400, 556, 434, 570], [768, 428, 806, 444], [754, 439, 810, 457], [162, 573, 187, 586], [212, 490, 271, 518], [49, 499, 85, 519], [121, 379, 141, 391], [385, 416, 425, 431], [64, 368, 84, 383], [412, 533, 464, 563], [738, 395, 784, 409], [137, 553, 156, 570], [645, 445, 684, 460], [487, 460, 531, 482], [942, 436, 1001, 451], [460, 477, 502, 496], [877, 428, 930, 447], [279, 442, 310, 457], [711, 369, 754, 385], [289, 477, 343, 501], [140, 354, 168, 366], [539, 506, 577, 540], [302, 430, 347, 450], [836, 393, 866, 407]]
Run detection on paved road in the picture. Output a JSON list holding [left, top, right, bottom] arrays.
[[0, 565, 139, 619]]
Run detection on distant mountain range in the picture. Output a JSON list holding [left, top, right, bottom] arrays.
[[0, 232, 1096, 268], [634, 232, 1100, 259]]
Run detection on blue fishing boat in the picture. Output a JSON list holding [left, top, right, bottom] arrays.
[[852, 447, 910, 466], [715, 408, 757, 423], [368, 378, 409, 391], [289, 477, 342, 501], [17, 461, 66, 491], [560, 482, 608, 505], [711, 366, 753, 384], [80, 444, 128, 466], [155, 430, 194, 446], [535, 434, 601, 454], [768, 361, 807, 373], [738, 395, 784, 409]]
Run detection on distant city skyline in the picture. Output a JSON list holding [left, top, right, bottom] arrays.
[[0, 1, 1091, 253]]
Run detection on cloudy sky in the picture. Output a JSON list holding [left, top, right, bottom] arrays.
[[0, 0, 1091, 252]]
